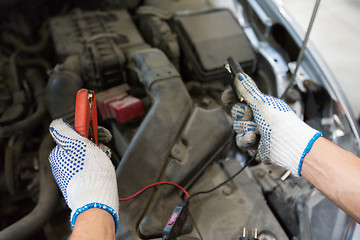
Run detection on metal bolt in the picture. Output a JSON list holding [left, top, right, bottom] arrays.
[[242, 227, 247, 237]]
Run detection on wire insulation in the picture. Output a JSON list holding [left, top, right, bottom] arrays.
[[188, 153, 257, 201], [118, 154, 256, 202], [188, 211, 204, 240], [118, 181, 190, 201]]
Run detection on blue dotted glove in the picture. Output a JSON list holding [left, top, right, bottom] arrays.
[[49, 119, 119, 232], [222, 73, 322, 176]]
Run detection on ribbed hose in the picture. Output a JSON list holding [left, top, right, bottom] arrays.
[[0, 133, 59, 239], [115, 49, 192, 239]]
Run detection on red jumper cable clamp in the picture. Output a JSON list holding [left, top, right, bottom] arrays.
[[74, 89, 98, 145]]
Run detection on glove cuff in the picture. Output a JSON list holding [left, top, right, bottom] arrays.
[[297, 132, 323, 176], [71, 202, 119, 232], [67, 167, 119, 232], [269, 115, 323, 177], [273, 130, 322, 177]]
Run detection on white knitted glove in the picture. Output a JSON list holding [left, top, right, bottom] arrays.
[[223, 73, 322, 176], [48, 119, 119, 231]]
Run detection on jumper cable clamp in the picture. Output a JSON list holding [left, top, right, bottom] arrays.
[[225, 56, 244, 102], [74, 89, 98, 145]]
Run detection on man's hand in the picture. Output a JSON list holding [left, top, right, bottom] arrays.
[[222, 73, 322, 176], [48, 119, 119, 232], [223, 73, 360, 223]]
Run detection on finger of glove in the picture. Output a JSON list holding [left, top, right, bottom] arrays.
[[233, 120, 257, 134], [49, 119, 91, 150], [99, 143, 112, 159], [246, 146, 258, 159], [48, 145, 61, 169], [255, 139, 271, 164], [231, 103, 253, 121], [234, 73, 264, 105], [48, 144, 74, 202], [221, 88, 237, 105], [235, 131, 257, 148], [98, 126, 112, 144]]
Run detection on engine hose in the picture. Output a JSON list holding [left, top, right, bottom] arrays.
[[0, 133, 59, 239], [19, 57, 52, 71], [4, 134, 26, 195], [1, 23, 49, 54], [115, 48, 192, 239], [9, 51, 21, 90], [0, 68, 46, 138], [45, 56, 83, 121], [0, 51, 24, 124]]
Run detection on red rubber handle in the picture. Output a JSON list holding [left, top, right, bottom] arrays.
[[74, 89, 90, 139], [74, 89, 98, 144]]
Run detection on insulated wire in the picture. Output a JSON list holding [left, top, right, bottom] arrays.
[[118, 154, 256, 240], [188, 211, 205, 240], [188, 152, 257, 201], [118, 153, 256, 202], [118, 181, 190, 201], [184, 152, 256, 240]]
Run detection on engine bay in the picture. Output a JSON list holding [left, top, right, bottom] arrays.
[[1, 0, 359, 239]]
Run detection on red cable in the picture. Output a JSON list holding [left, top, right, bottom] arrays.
[[119, 181, 190, 201]]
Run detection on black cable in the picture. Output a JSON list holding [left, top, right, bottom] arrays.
[[188, 152, 257, 201], [188, 211, 204, 240], [161, 152, 257, 240]]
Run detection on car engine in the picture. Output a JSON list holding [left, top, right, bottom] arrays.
[[0, 0, 359, 239]]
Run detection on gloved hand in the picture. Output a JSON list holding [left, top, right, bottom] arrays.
[[222, 73, 322, 176], [48, 119, 119, 232]]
